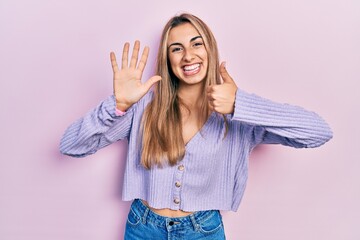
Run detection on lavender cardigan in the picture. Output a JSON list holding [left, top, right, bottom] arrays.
[[60, 89, 332, 212]]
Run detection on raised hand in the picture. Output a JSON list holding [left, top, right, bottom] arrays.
[[207, 62, 238, 114], [110, 40, 162, 111]]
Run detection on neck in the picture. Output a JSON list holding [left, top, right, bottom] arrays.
[[177, 82, 204, 111]]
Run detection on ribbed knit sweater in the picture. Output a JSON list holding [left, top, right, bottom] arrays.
[[60, 89, 332, 212]]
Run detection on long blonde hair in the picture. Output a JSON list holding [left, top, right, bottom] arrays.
[[141, 13, 223, 169]]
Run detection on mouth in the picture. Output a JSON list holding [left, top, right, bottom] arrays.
[[182, 63, 201, 76]]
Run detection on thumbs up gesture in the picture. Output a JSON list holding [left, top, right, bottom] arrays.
[[207, 62, 238, 114], [110, 41, 162, 111]]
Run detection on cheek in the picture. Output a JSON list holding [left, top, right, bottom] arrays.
[[200, 50, 208, 64], [168, 55, 181, 72], [202, 54, 209, 73], [167, 57, 179, 79], [168, 54, 175, 66]]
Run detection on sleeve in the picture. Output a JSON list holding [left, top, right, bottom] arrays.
[[59, 95, 137, 157], [231, 89, 333, 149]]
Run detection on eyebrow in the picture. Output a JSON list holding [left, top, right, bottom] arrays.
[[168, 36, 203, 48]]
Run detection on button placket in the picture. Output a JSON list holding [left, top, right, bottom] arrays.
[[172, 164, 185, 209]]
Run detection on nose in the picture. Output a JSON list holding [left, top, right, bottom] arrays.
[[182, 48, 195, 62]]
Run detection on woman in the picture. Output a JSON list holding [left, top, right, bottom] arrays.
[[60, 13, 332, 239]]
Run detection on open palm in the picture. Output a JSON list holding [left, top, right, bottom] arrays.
[[111, 41, 161, 111]]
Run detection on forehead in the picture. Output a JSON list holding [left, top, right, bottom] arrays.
[[167, 23, 201, 45]]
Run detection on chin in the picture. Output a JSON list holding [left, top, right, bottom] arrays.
[[181, 77, 205, 86]]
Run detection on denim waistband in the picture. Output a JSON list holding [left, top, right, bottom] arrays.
[[130, 199, 220, 230]]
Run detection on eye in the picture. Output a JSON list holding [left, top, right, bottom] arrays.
[[193, 42, 203, 47], [171, 47, 183, 53]]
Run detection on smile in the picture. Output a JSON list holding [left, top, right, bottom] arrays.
[[182, 63, 201, 76]]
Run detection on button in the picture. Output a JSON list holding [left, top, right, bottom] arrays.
[[178, 165, 185, 171], [175, 181, 181, 188], [174, 198, 180, 204], [169, 221, 174, 226]]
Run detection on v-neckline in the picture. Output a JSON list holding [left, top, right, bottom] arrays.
[[184, 112, 216, 149]]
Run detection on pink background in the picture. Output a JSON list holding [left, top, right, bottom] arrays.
[[1, 0, 359, 239]]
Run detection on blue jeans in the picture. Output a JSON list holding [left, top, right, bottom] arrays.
[[124, 199, 226, 240]]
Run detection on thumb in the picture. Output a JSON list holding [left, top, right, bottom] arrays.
[[219, 62, 234, 84], [143, 75, 162, 91]]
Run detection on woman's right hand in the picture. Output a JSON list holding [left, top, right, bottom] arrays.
[[110, 40, 162, 111]]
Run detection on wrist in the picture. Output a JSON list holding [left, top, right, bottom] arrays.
[[115, 108, 126, 116], [116, 101, 129, 112], [114, 94, 131, 111]]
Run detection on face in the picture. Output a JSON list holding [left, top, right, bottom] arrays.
[[167, 23, 208, 87]]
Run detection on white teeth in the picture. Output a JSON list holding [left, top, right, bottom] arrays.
[[183, 64, 200, 71]]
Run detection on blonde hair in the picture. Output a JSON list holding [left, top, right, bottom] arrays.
[[141, 13, 224, 169]]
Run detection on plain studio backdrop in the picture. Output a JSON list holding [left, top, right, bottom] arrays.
[[0, 0, 359, 239]]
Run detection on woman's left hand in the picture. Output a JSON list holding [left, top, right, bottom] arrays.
[[207, 62, 238, 114]]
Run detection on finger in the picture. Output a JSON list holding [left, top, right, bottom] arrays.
[[137, 46, 149, 74], [208, 102, 214, 112], [110, 52, 119, 73], [122, 42, 130, 69], [207, 91, 215, 101], [207, 85, 216, 94], [219, 62, 234, 84], [208, 98, 213, 106], [208, 99, 216, 111], [143, 75, 162, 92], [130, 40, 140, 68]]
